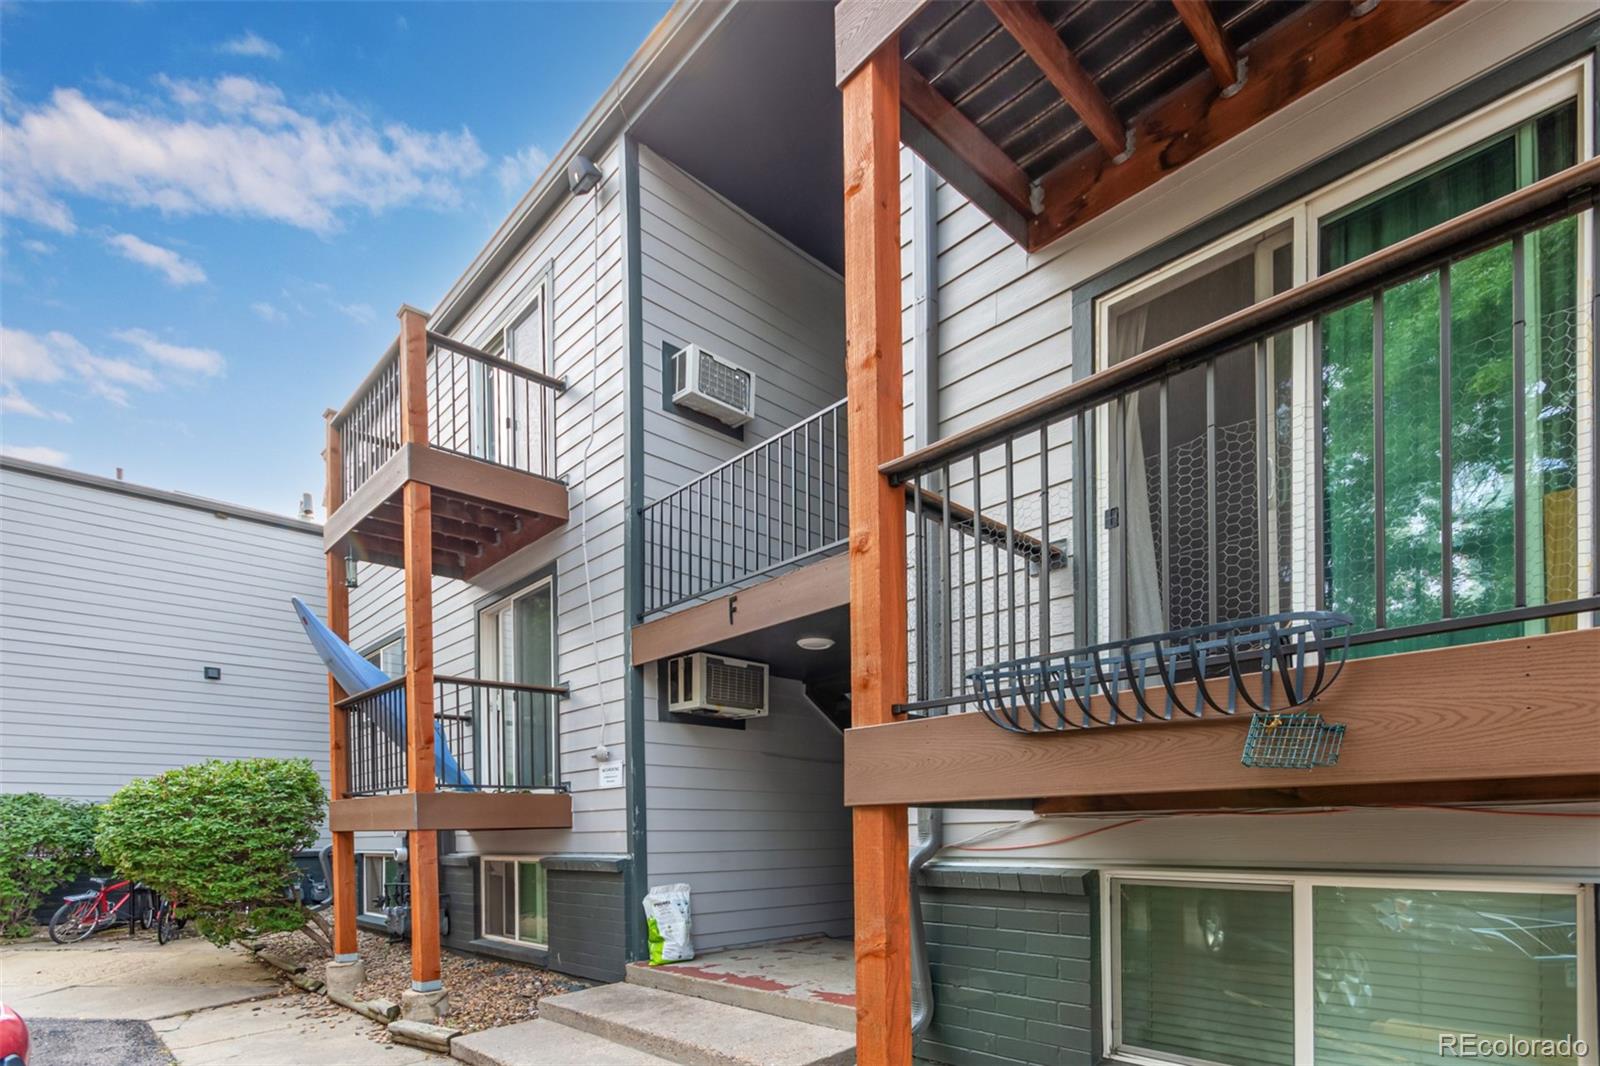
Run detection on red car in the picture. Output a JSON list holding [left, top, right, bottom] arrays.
[[0, 1002, 27, 1066]]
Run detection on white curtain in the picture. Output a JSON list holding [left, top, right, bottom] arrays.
[[1112, 306, 1166, 639]]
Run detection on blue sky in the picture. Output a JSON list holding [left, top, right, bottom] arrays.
[[0, 1, 668, 516]]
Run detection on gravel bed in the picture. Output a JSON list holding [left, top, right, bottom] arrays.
[[253, 928, 588, 1036]]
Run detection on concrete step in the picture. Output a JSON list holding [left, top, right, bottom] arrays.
[[626, 960, 854, 1033], [451, 1018, 677, 1066], [537, 982, 855, 1066]]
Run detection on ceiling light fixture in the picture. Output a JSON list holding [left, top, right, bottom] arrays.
[[796, 636, 835, 651]]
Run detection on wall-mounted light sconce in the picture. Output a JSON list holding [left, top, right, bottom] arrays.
[[203, 666, 222, 680], [567, 154, 602, 196], [345, 544, 359, 589]]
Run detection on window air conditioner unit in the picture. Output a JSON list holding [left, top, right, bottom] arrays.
[[672, 345, 755, 427], [666, 652, 768, 719]]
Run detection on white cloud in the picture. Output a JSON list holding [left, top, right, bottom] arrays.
[[0, 325, 219, 409], [1, 325, 69, 383], [496, 144, 551, 194], [1, 386, 70, 421], [251, 301, 287, 323], [218, 32, 283, 60], [0, 444, 69, 466], [336, 302, 376, 325], [3, 76, 486, 235], [21, 239, 54, 255], [112, 327, 225, 376], [105, 233, 207, 286]]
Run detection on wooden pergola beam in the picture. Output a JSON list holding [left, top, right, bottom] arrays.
[[1029, 0, 1464, 250], [1172, 0, 1239, 93], [985, 0, 1125, 158], [842, 39, 912, 1066], [900, 60, 1033, 218]]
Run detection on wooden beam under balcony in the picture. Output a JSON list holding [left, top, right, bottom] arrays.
[[844, 629, 1600, 810], [985, 1, 1125, 158], [324, 443, 567, 580], [1027, 0, 1464, 249]]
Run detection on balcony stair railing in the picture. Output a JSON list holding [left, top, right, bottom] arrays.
[[642, 398, 848, 615]]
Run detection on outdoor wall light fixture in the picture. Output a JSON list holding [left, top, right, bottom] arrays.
[[345, 544, 359, 589], [796, 636, 835, 651], [568, 154, 603, 196], [203, 666, 222, 680]]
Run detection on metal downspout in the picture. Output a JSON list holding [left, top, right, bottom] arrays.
[[908, 155, 942, 1042], [909, 807, 945, 1038]]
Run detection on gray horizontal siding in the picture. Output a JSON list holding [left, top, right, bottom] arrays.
[[347, 141, 630, 858], [638, 143, 846, 504], [644, 677, 851, 949], [0, 466, 328, 804]]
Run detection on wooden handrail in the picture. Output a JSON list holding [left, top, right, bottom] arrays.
[[426, 331, 568, 393], [882, 156, 1600, 482]]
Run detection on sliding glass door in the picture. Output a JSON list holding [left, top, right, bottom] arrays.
[[1093, 71, 1590, 649], [1319, 103, 1581, 647]]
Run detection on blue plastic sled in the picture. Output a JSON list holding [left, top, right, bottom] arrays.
[[292, 597, 472, 788]]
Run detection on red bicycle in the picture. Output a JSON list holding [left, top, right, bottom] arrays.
[[47, 878, 151, 944]]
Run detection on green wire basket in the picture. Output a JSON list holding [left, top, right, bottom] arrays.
[[1241, 712, 1345, 769]]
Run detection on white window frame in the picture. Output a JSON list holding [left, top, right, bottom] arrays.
[[359, 852, 398, 919], [1100, 867, 1597, 1066], [478, 855, 549, 950], [362, 633, 405, 678], [1090, 58, 1594, 641]]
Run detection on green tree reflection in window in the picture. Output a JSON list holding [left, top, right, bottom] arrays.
[[1320, 104, 1579, 651]]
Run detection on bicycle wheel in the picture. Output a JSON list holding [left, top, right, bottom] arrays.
[[49, 900, 101, 944], [157, 905, 177, 945]]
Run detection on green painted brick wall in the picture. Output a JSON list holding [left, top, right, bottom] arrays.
[[915, 866, 1099, 1066]]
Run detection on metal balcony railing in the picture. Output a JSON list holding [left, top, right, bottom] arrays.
[[424, 334, 566, 479], [888, 158, 1600, 718], [642, 398, 848, 615], [331, 330, 566, 506], [335, 350, 401, 505], [339, 675, 563, 796]]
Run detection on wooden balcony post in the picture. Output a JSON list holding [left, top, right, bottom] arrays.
[[323, 414, 359, 961], [843, 40, 911, 1066], [397, 305, 442, 993], [397, 305, 430, 449]]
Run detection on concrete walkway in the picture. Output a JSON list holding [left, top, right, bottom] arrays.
[[0, 933, 441, 1065]]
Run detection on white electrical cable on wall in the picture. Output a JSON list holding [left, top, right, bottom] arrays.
[[572, 162, 615, 763]]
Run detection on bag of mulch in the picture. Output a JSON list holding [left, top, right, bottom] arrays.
[[642, 882, 693, 965]]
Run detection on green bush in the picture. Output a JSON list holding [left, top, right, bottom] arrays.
[[96, 758, 325, 946], [0, 793, 100, 938]]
